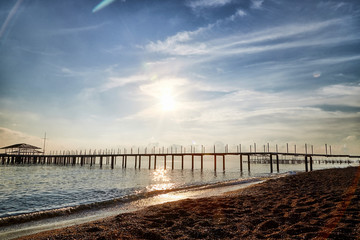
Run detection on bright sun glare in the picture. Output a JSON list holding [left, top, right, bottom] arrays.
[[160, 93, 175, 111]]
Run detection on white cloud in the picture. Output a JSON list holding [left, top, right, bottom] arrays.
[[318, 84, 360, 105], [251, 0, 264, 9], [229, 9, 247, 21]]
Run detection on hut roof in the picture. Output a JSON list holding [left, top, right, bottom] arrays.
[[1, 143, 41, 149]]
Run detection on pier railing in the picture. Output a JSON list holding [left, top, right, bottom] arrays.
[[1, 150, 359, 173]]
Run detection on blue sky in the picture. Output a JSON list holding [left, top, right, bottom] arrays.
[[0, 0, 359, 154]]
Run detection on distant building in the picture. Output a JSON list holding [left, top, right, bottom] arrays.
[[1, 143, 42, 155]]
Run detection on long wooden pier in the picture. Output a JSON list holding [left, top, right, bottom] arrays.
[[1, 149, 359, 173]]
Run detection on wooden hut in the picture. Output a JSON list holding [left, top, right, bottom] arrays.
[[1, 143, 42, 155]]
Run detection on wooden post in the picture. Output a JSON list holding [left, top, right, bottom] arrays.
[[125, 155, 127, 168], [240, 154, 243, 172], [111, 156, 115, 169], [214, 145, 216, 171], [81, 156, 84, 166], [214, 154, 217, 171], [305, 155, 308, 172], [276, 154, 279, 173], [248, 154, 251, 172], [201, 154, 203, 171], [181, 155, 184, 170], [223, 155, 225, 172], [154, 155, 157, 169], [172, 155, 174, 170], [325, 144, 328, 155], [148, 155, 151, 170], [164, 155, 167, 169], [287, 143, 289, 153], [270, 154, 273, 173], [100, 156, 103, 168], [310, 156, 313, 171], [139, 155, 141, 169], [192, 154, 194, 170]]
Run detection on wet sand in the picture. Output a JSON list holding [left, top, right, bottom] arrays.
[[17, 167, 360, 239]]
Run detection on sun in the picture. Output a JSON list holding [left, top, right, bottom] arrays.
[[160, 93, 175, 111]]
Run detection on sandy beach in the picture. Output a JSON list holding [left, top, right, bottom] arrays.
[[17, 166, 360, 239]]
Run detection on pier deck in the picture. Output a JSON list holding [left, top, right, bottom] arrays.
[[1, 150, 359, 173]]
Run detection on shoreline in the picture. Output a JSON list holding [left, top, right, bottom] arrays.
[[1, 176, 270, 240], [15, 166, 360, 239]]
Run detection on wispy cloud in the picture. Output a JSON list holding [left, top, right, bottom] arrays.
[[145, 26, 210, 55], [187, 0, 233, 9], [100, 74, 150, 91], [43, 22, 109, 36], [146, 17, 352, 57]]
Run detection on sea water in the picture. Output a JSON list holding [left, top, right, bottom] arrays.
[[0, 155, 357, 239]]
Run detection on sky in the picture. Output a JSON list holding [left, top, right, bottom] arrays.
[[0, 0, 359, 154]]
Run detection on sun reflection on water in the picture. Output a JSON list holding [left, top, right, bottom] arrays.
[[147, 169, 175, 191]]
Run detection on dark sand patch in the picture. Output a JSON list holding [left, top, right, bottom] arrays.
[[17, 167, 360, 239]]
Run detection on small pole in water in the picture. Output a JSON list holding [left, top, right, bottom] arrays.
[[240, 154, 243, 172], [325, 144, 328, 155], [223, 154, 225, 172], [287, 143, 289, 153], [172, 154, 174, 170], [154, 155, 157, 169], [192, 154, 194, 170], [201, 154, 203, 171], [214, 145, 216, 171], [181, 154, 184, 170]]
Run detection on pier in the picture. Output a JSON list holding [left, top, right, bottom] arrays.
[[1, 144, 359, 173]]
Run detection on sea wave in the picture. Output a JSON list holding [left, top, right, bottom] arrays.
[[0, 176, 274, 227]]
